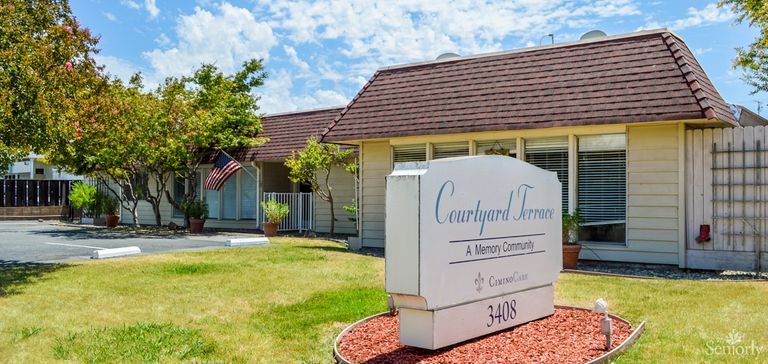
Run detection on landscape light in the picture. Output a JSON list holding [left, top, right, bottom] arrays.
[[592, 298, 612, 350]]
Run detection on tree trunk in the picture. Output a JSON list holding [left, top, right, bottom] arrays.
[[131, 206, 140, 226], [329, 194, 335, 235], [151, 200, 162, 226]]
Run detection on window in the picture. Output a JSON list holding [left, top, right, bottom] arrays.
[[35, 168, 44, 175], [393, 144, 427, 163], [525, 137, 569, 211], [432, 142, 469, 159], [203, 168, 220, 219], [221, 176, 237, 219], [240, 167, 258, 219], [173, 175, 185, 217], [476, 139, 517, 157], [577, 134, 626, 243]]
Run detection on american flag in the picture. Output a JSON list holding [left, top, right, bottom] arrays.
[[204, 152, 242, 190]]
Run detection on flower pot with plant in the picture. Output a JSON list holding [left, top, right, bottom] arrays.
[[181, 198, 208, 234], [562, 209, 584, 270], [103, 195, 120, 228], [69, 181, 99, 224], [261, 199, 289, 237]]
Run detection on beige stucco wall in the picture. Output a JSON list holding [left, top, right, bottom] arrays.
[[355, 122, 686, 265], [313, 164, 357, 235]]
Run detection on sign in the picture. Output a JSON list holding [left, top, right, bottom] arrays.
[[385, 155, 562, 349]]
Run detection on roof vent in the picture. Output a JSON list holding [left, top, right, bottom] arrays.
[[580, 30, 608, 40], [436, 52, 460, 60]]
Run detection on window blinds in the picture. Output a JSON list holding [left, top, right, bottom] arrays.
[[393, 144, 427, 163], [524, 137, 569, 211], [432, 142, 469, 159], [476, 139, 517, 157], [577, 135, 626, 223]]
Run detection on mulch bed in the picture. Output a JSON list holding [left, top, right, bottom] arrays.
[[337, 308, 633, 364]]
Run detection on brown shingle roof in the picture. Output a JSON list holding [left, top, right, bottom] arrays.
[[321, 29, 737, 142], [227, 106, 345, 162]]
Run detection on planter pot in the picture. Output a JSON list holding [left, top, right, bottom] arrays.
[[263, 222, 279, 237], [105, 214, 119, 228], [189, 218, 206, 234], [562, 243, 582, 270]]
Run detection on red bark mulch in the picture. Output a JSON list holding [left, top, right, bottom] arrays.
[[337, 308, 634, 364]]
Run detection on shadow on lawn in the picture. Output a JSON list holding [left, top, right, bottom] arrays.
[[0, 260, 68, 296], [297, 244, 384, 258]]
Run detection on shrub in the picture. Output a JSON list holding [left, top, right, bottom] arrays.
[[261, 199, 289, 224], [69, 182, 99, 217], [181, 198, 208, 219]]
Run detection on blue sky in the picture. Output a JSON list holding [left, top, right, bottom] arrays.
[[71, 0, 764, 114]]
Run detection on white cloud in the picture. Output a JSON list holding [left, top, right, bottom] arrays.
[[695, 47, 713, 56], [104, 12, 118, 22], [145, 0, 160, 18], [121, 0, 141, 10], [95, 55, 144, 83], [143, 3, 277, 79], [256, 69, 348, 113], [154, 33, 171, 47], [640, 3, 734, 31], [283, 45, 310, 74], [259, 0, 643, 67]]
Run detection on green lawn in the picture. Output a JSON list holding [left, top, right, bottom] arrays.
[[0, 238, 766, 363]]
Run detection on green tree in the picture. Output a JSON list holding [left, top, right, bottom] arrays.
[[720, 0, 768, 92], [0, 0, 102, 170], [156, 60, 268, 227], [285, 137, 355, 235]]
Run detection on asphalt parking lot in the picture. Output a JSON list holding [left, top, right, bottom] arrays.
[[0, 221, 263, 263]]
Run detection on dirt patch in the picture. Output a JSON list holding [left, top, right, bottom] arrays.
[[338, 308, 634, 364]]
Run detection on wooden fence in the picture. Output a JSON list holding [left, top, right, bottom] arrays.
[[0, 179, 74, 207], [686, 126, 768, 271]]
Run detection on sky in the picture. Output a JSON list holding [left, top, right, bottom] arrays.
[[70, 0, 765, 115]]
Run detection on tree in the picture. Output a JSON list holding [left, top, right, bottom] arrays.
[[0, 0, 102, 170], [285, 138, 355, 235], [46, 76, 156, 226], [156, 60, 268, 227], [720, 0, 768, 92]]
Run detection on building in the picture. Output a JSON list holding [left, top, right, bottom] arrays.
[[4, 153, 82, 180], [123, 107, 357, 234], [322, 29, 742, 268]]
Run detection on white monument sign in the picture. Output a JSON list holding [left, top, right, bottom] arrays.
[[385, 155, 562, 349]]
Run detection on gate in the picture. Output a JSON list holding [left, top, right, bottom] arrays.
[[686, 126, 768, 272], [261, 192, 313, 231]]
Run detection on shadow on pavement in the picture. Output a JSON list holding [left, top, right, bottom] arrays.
[[29, 227, 189, 241], [0, 260, 69, 296]]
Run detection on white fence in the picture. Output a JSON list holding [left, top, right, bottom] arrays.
[[262, 192, 313, 231]]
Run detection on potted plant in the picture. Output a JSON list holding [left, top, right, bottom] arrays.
[[562, 209, 584, 270], [182, 198, 208, 234], [261, 199, 289, 237], [69, 182, 98, 224], [102, 194, 120, 228]]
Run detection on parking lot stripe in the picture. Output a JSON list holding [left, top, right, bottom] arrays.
[[44, 242, 107, 250]]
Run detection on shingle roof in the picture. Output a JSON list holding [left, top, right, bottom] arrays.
[[227, 106, 345, 162], [322, 29, 737, 142]]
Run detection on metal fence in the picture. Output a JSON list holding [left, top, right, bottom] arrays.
[[0, 179, 74, 207], [262, 192, 313, 231]]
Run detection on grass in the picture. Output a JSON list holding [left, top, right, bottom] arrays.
[[0, 238, 766, 363]]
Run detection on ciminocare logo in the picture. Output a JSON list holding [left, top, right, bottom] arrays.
[[706, 329, 765, 358], [474, 272, 484, 293]]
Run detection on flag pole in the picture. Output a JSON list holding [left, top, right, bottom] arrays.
[[219, 149, 259, 184]]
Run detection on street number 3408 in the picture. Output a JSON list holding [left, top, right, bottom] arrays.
[[486, 299, 517, 327]]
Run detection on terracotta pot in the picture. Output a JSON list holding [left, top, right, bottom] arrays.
[[189, 218, 206, 234], [562, 243, 582, 270], [105, 214, 119, 228], [263, 222, 279, 237]]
